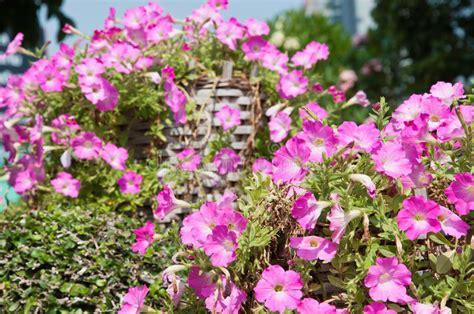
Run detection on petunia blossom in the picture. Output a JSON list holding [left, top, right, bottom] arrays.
[[213, 148, 240, 175], [337, 121, 380, 153], [254, 265, 303, 313], [203, 225, 238, 267], [372, 142, 412, 179], [176, 148, 202, 171], [205, 276, 247, 314], [252, 158, 273, 177], [50, 172, 80, 198], [364, 257, 413, 304], [118, 171, 142, 194], [396, 195, 442, 240], [412, 302, 452, 314], [119, 285, 149, 314], [430, 81, 464, 105], [364, 302, 397, 314], [71, 132, 103, 160], [101, 143, 128, 170], [215, 105, 241, 130], [131, 221, 155, 256], [0, 33, 24, 60], [328, 194, 361, 243], [272, 137, 310, 184], [188, 266, 216, 299], [278, 70, 308, 99], [437, 206, 469, 239], [444, 173, 474, 215], [298, 120, 338, 163], [155, 184, 190, 220], [349, 174, 376, 199], [290, 236, 338, 262], [297, 298, 340, 314], [269, 111, 292, 143], [291, 191, 331, 230]]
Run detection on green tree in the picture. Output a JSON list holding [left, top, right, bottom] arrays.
[[0, 0, 74, 48], [363, 0, 474, 102]]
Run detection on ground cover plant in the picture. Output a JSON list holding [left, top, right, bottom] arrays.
[[0, 0, 473, 313]]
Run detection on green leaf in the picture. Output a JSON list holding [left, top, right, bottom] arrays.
[[327, 275, 346, 289], [436, 251, 454, 274]]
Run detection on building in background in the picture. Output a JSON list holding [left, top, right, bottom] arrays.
[[304, 0, 375, 35]]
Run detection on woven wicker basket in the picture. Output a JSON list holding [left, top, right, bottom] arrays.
[[125, 63, 263, 222]]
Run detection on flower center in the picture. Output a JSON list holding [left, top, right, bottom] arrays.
[[274, 284, 284, 292], [309, 239, 319, 247], [314, 138, 325, 146], [83, 140, 93, 149], [438, 214, 446, 222], [224, 240, 234, 250], [228, 223, 235, 230], [414, 213, 425, 221], [379, 272, 392, 283], [430, 115, 440, 122]]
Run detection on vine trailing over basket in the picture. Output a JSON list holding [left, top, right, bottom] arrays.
[[0, 0, 473, 313]]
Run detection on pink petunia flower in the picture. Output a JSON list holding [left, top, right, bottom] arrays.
[[364, 302, 397, 314], [162, 272, 185, 307], [205, 276, 247, 314], [349, 174, 376, 199], [101, 143, 128, 170], [364, 257, 413, 304], [298, 120, 338, 163], [400, 163, 433, 191], [337, 121, 380, 153], [0, 33, 24, 60], [372, 142, 412, 178], [291, 191, 331, 230], [391, 94, 424, 127], [245, 18, 270, 36], [76, 58, 105, 86], [188, 266, 216, 299], [176, 148, 202, 171], [118, 285, 149, 314], [347, 90, 370, 107], [272, 137, 310, 184], [328, 194, 361, 243], [261, 46, 289, 74], [297, 298, 340, 314], [278, 70, 308, 99], [71, 132, 103, 160], [430, 81, 464, 105], [437, 206, 469, 239], [412, 302, 451, 314], [420, 95, 451, 131], [213, 148, 240, 175], [51, 114, 80, 145], [254, 265, 303, 313], [290, 236, 338, 262], [215, 105, 241, 130], [164, 79, 187, 124], [131, 221, 155, 256], [216, 18, 245, 50], [397, 195, 442, 240], [155, 185, 190, 219], [291, 41, 329, 69], [445, 173, 474, 215], [207, 0, 228, 10], [50, 172, 81, 198], [242, 36, 269, 61], [252, 158, 273, 177], [269, 111, 292, 143], [118, 171, 142, 194], [203, 225, 238, 267]]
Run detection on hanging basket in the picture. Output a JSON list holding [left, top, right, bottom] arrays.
[[124, 63, 263, 222]]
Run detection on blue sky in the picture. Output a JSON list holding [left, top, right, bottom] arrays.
[[40, 0, 302, 54]]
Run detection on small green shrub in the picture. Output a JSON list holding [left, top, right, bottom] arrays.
[[0, 205, 173, 312]]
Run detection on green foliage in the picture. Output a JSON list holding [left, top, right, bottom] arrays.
[[359, 0, 474, 102], [0, 204, 173, 312]]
